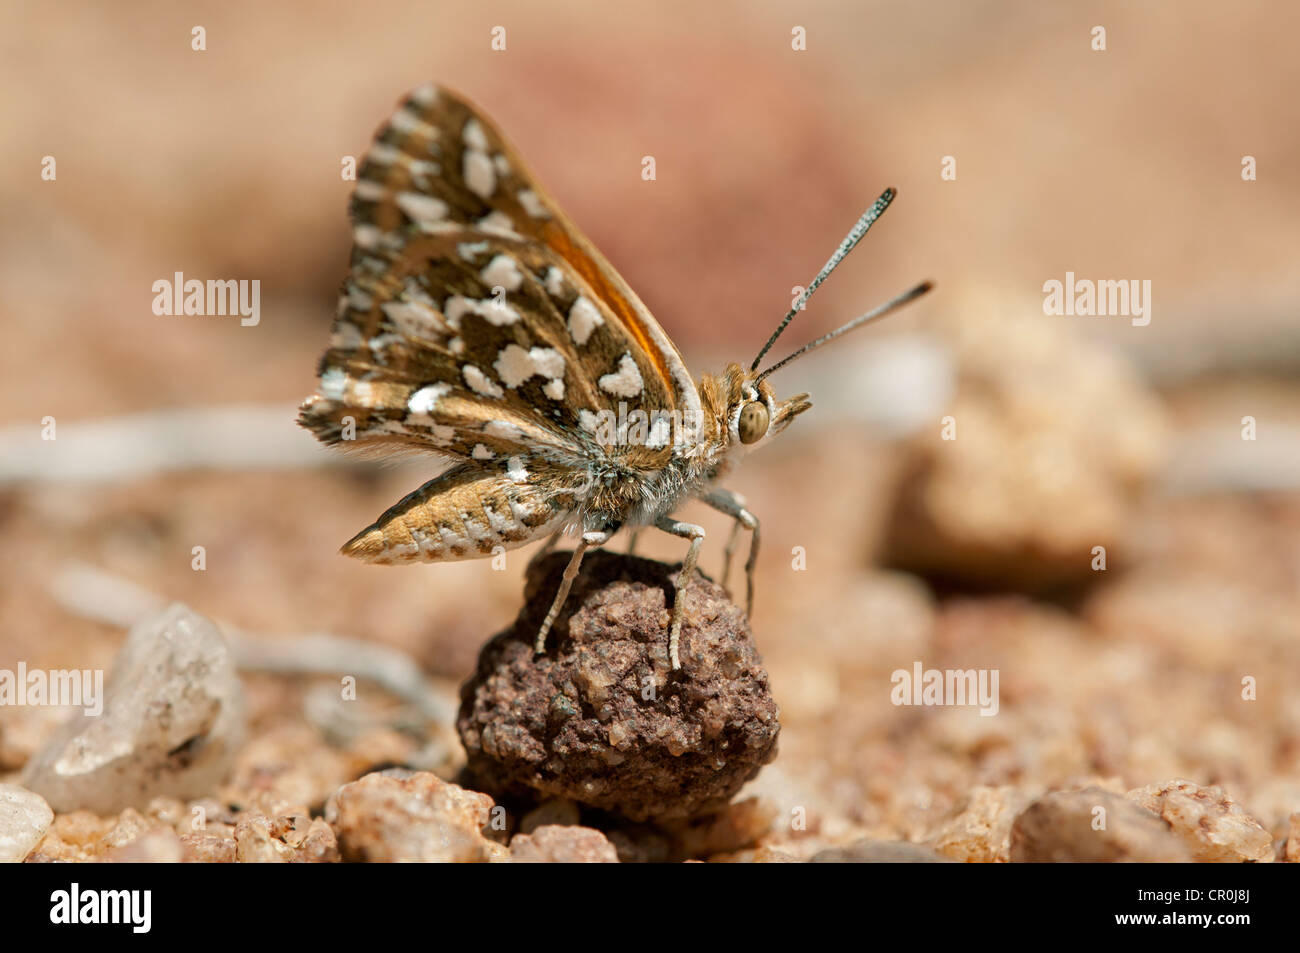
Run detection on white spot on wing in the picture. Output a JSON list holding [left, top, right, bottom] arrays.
[[462, 118, 490, 152], [545, 267, 568, 298], [396, 192, 449, 226], [484, 504, 515, 535], [568, 296, 604, 345], [346, 284, 373, 310], [409, 84, 438, 106], [542, 378, 565, 400], [477, 210, 523, 240], [330, 322, 364, 349], [354, 180, 387, 201], [472, 443, 494, 460], [391, 106, 436, 138], [517, 189, 548, 218], [458, 240, 491, 261], [506, 456, 529, 483], [348, 381, 376, 406], [646, 416, 671, 448], [353, 224, 382, 249], [320, 367, 347, 400], [463, 365, 504, 398], [484, 420, 523, 440], [599, 353, 644, 398], [368, 144, 403, 165], [383, 300, 447, 340], [445, 294, 521, 327], [463, 150, 496, 199], [479, 254, 523, 292], [408, 382, 452, 415], [493, 344, 565, 388]]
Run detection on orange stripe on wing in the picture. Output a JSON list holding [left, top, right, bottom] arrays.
[[540, 221, 676, 397]]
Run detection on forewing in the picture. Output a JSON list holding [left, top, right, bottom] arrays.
[[299, 84, 702, 468]]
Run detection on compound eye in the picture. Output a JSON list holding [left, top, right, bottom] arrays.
[[738, 401, 770, 445]]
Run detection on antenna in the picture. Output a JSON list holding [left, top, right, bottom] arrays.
[[750, 187, 897, 372], [755, 280, 933, 383]]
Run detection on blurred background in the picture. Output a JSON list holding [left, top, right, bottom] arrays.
[[2, 0, 1298, 858]]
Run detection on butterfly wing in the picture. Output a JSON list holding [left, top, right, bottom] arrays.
[[299, 84, 702, 471], [299, 84, 703, 563]]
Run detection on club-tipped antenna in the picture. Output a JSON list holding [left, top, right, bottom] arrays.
[[750, 187, 897, 372], [754, 279, 933, 384]]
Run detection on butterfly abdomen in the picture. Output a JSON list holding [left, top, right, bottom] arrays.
[[341, 464, 567, 564]]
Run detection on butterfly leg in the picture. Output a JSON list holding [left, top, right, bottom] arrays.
[[653, 516, 706, 671], [702, 489, 760, 616], [721, 522, 743, 592], [534, 528, 614, 656], [626, 528, 643, 555]]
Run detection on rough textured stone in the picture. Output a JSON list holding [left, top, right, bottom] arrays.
[[1127, 779, 1273, 862], [99, 828, 184, 863], [21, 604, 245, 814], [1009, 788, 1192, 862], [882, 306, 1167, 591], [227, 812, 338, 863], [812, 839, 956, 863], [663, 797, 775, 860], [929, 785, 1035, 863], [519, 799, 581, 834], [24, 810, 113, 862], [458, 552, 780, 822], [509, 824, 619, 863], [180, 830, 237, 863], [0, 784, 53, 863], [712, 846, 798, 863], [326, 769, 506, 862], [1283, 813, 1300, 862], [99, 807, 153, 850]]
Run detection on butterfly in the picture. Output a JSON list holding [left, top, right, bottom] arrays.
[[299, 84, 931, 670]]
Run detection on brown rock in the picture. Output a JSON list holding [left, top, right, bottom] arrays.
[[326, 769, 506, 863], [509, 825, 619, 863], [458, 552, 780, 822], [1009, 788, 1191, 862], [1127, 779, 1273, 862]]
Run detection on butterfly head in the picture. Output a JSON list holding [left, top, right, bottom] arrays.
[[705, 363, 811, 455]]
